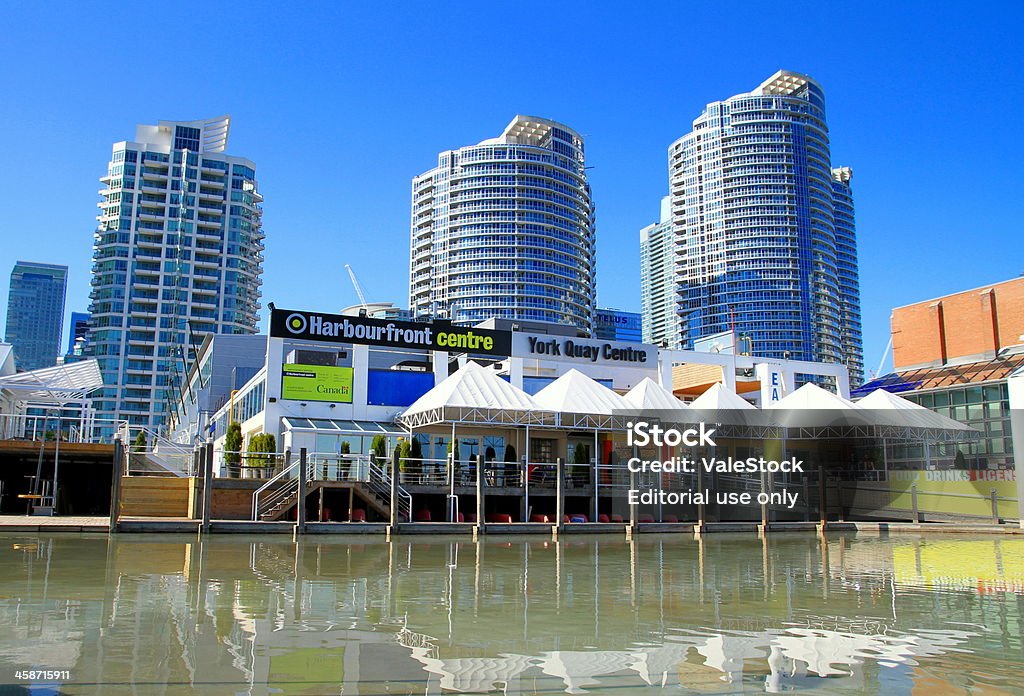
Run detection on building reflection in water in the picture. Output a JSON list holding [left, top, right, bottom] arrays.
[[0, 532, 1022, 694]]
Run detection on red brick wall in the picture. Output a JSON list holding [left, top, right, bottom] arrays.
[[892, 277, 1024, 369]]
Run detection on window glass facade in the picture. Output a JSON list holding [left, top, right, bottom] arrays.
[[89, 117, 264, 436], [410, 116, 596, 333], [667, 72, 864, 385]]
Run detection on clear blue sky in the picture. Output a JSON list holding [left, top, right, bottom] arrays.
[[1, 1, 1021, 377]]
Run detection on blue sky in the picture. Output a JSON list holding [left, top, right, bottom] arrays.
[[1, 1, 1020, 377]]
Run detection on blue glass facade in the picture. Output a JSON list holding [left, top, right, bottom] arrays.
[[410, 116, 596, 332], [5, 261, 68, 372], [594, 309, 642, 343], [668, 71, 864, 385], [88, 117, 264, 434]]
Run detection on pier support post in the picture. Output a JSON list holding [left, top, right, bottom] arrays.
[[108, 435, 124, 533], [817, 462, 828, 531], [759, 468, 768, 536], [201, 440, 213, 533], [476, 454, 484, 534], [555, 457, 565, 535], [296, 448, 307, 534], [389, 448, 399, 528], [629, 454, 638, 537]]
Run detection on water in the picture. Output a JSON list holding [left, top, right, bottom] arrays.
[[1, 532, 1023, 695]]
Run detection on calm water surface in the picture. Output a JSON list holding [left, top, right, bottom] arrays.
[[1, 532, 1023, 695]]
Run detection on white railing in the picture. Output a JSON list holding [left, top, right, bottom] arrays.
[[0, 412, 126, 444], [249, 451, 412, 522], [251, 456, 307, 521], [368, 457, 412, 523]]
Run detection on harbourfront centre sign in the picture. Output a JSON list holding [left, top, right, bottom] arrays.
[[270, 308, 513, 356]]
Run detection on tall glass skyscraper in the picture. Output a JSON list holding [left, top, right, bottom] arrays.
[[667, 70, 863, 385], [89, 116, 264, 435], [5, 261, 68, 371], [409, 115, 596, 332]]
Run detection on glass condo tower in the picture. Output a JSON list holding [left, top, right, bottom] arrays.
[[410, 115, 596, 333], [667, 70, 864, 384], [88, 116, 264, 436]]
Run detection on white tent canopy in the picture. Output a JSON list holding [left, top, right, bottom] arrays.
[[689, 382, 757, 410], [622, 378, 691, 411], [0, 359, 104, 405], [404, 362, 539, 414], [767, 382, 859, 410], [532, 369, 631, 415], [398, 362, 550, 427], [857, 388, 977, 433]]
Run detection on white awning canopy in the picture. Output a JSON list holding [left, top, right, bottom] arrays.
[[767, 382, 859, 410], [689, 382, 757, 410], [0, 359, 104, 405], [622, 378, 691, 411], [532, 369, 630, 415], [399, 362, 552, 428], [856, 388, 977, 433]]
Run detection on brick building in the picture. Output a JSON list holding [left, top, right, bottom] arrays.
[[856, 276, 1024, 472]]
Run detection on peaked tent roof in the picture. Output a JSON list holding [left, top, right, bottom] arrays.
[[767, 382, 859, 410], [0, 358, 103, 404], [401, 362, 541, 419], [623, 378, 691, 411], [532, 369, 631, 415], [687, 382, 763, 428], [856, 388, 977, 432], [689, 383, 757, 410]]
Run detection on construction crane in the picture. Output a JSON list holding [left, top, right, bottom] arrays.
[[344, 264, 369, 315]]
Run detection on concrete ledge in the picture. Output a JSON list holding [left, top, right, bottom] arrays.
[[562, 522, 630, 534], [395, 522, 477, 535], [208, 520, 295, 533], [848, 522, 1024, 535], [0, 524, 110, 533], [697, 522, 761, 533], [482, 523, 553, 534], [305, 522, 388, 534], [117, 519, 201, 533], [632, 523, 697, 533]]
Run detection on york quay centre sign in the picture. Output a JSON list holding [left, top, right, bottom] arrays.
[[514, 333, 656, 365], [270, 308, 512, 357]]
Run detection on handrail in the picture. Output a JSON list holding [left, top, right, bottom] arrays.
[[252, 455, 298, 520], [368, 458, 411, 523]]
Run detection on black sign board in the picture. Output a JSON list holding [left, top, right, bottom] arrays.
[[269, 308, 512, 357]]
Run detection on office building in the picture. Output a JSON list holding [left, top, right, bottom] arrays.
[[409, 115, 596, 332], [667, 70, 864, 385], [66, 311, 90, 356], [594, 309, 642, 343], [89, 116, 263, 435], [5, 261, 68, 371], [639, 196, 677, 347]]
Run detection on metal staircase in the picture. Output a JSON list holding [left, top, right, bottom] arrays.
[[252, 454, 411, 522]]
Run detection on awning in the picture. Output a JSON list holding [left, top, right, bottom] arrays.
[[0, 359, 103, 404], [282, 417, 405, 436], [399, 362, 553, 428]]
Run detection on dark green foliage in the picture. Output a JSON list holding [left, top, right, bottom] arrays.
[[371, 434, 387, 460], [225, 422, 242, 465]]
